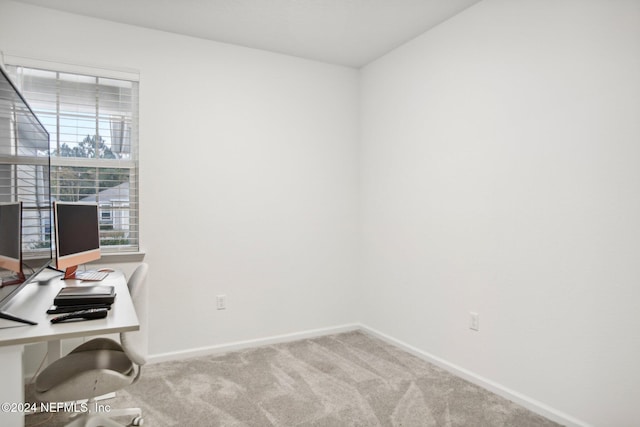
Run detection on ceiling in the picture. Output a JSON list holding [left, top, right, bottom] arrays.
[[10, 0, 482, 68]]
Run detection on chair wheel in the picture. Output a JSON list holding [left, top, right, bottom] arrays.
[[131, 416, 144, 426]]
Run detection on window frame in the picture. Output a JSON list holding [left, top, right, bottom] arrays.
[[3, 55, 141, 255]]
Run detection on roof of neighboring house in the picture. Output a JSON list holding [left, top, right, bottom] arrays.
[[80, 182, 129, 203]]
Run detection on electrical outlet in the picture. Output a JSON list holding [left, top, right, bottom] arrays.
[[216, 294, 226, 310], [469, 312, 479, 331]]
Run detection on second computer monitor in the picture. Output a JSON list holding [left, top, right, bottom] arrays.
[[54, 202, 101, 280], [0, 201, 23, 286]]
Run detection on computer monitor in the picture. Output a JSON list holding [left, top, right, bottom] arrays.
[[0, 201, 51, 326], [0, 202, 24, 286], [0, 65, 52, 326], [53, 202, 101, 280]]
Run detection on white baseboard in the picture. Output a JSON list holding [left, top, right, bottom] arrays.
[[147, 323, 360, 364], [359, 324, 592, 427]]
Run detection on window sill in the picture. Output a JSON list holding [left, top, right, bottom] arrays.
[[24, 251, 146, 265], [90, 251, 146, 264]]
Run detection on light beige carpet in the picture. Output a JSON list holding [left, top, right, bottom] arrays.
[[25, 331, 561, 426]]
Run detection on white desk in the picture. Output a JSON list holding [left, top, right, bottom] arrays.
[[0, 268, 139, 427]]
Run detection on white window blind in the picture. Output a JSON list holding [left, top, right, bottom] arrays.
[[6, 63, 140, 253]]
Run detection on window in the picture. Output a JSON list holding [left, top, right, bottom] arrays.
[[5, 61, 139, 253]]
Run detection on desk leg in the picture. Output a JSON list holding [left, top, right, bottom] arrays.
[[0, 345, 25, 427], [47, 340, 61, 365]]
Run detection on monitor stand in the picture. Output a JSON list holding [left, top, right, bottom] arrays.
[[0, 310, 37, 325], [62, 265, 78, 280], [0, 272, 25, 288]]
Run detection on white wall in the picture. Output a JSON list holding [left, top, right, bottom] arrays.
[[360, 0, 640, 426], [0, 0, 360, 359]]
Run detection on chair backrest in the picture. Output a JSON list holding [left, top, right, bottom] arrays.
[[120, 263, 149, 366]]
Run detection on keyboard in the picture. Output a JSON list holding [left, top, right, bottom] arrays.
[[76, 270, 110, 281]]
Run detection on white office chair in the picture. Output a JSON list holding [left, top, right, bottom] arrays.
[[34, 263, 149, 427]]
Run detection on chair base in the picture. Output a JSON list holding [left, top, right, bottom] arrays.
[[65, 407, 143, 427]]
